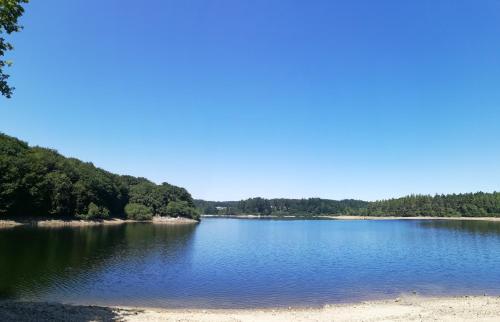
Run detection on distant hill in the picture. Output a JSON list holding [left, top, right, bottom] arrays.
[[195, 198, 368, 216], [0, 133, 199, 220], [358, 193, 500, 217], [196, 192, 500, 218]]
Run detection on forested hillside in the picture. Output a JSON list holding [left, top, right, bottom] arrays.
[[195, 198, 368, 216], [356, 193, 500, 217], [0, 133, 199, 220], [196, 193, 500, 218]]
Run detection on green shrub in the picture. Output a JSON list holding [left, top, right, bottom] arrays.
[[77, 202, 110, 220], [165, 201, 200, 221], [124, 203, 153, 220]]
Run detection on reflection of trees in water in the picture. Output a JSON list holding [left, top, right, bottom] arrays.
[[123, 223, 197, 249], [0, 223, 197, 300], [119, 223, 199, 263], [420, 220, 500, 236]]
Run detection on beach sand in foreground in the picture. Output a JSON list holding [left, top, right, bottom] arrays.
[[2, 296, 500, 321]]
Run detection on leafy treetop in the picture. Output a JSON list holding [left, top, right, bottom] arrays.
[[0, 0, 29, 98]]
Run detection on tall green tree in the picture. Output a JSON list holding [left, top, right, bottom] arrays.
[[0, 0, 28, 98]]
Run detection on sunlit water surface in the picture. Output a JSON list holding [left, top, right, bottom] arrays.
[[1, 218, 500, 308]]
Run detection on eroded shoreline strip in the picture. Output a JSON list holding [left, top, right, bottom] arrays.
[[0, 216, 198, 229]]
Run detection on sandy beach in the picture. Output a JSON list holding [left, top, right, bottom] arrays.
[[151, 216, 199, 225], [1, 296, 500, 321]]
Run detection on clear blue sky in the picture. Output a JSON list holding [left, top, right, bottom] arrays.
[[1, 0, 500, 201]]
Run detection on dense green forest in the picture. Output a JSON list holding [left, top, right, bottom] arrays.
[[196, 192, 500, 218], [195, 198, 368, 216], [2, 133, 499, 221], [357, 193, 500, 217], [0, 133, 199, 220]]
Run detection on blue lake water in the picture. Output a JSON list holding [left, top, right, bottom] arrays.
[[1, 218, 500, 308]]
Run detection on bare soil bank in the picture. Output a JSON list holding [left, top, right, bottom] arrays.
[[1, 296, 500, 321], [0, 216, 198, 229]]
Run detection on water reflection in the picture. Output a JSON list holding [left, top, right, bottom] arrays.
[[419, 220, 500, 236], [0, 223, 197, 301], [1, 219, 500, 308]]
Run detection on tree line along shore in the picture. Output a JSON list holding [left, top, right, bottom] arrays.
[[195, 193, 500, 218], [2, 132, 500, 223]]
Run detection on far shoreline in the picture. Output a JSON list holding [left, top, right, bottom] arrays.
[[2, 214, 500, 229], [202, 214, 500, 222], [328, 215, 500, 221]]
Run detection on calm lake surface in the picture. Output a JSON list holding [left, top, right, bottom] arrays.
[[1, 218, 500, 308]]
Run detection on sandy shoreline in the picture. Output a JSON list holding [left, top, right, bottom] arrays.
[[1, 296, 500, 321], [202, 214, 500, 222], [0, 220, 24, 228], [0, 216, 198, 229], [327, 215, 500, 221], [325, 216, 500, 221], [3, 216, 499, 228]]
